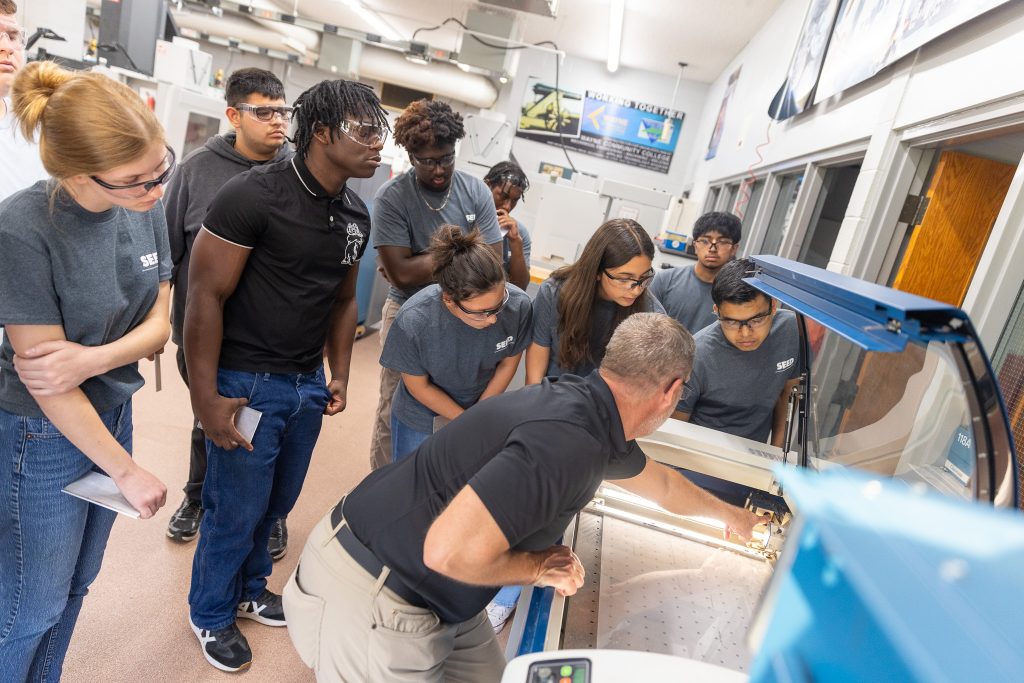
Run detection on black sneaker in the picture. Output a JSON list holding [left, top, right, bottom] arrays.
[[167, 497, 203, 542], [268, 517, 288, 561], [237, 589, 287, 627], [189, 618, 252, 673]]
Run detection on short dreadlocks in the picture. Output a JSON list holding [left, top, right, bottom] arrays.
[[291, 79, 389, 159], [393, 99, 465, 153]]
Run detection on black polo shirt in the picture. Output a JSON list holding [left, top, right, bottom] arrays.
[[340, 371, 648, 624], [202, 156, 370, 373]]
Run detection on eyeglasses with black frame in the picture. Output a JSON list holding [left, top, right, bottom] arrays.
[[236, 103, 294, 123], [454, 287, 510, 320], [90, 145, 177, 197], [602, 269, 655, 291], [411, 152, 457, 170], [718, 309, 772, 331], [338, 119, 388, 147], [692, 237, 736, 250]]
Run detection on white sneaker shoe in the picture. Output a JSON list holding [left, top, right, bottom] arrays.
[[486, 601, 516, 634]]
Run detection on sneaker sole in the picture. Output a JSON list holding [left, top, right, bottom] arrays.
[[189, 619, 251, 673], [236, 608, 287, 627], [269, 547, 287, 561], [166, 529, 199, 542]]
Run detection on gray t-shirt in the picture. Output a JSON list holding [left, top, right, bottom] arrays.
[[0, 181, 172, 417], [381, 283, 533, 433], [502, 222, 532, 273], [532, 277, 666, 379], [679, 309, 801, 443], [371, 169, 503, 304], [649, 265, 717, 334]]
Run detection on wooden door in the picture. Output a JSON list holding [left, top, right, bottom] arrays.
[[832, 150, 1014, 453], [892, 150, 1015, 305]]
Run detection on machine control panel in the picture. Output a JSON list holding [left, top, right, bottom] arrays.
[[527, 658, 591, 683]]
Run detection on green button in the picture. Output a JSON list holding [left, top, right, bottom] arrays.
[[560, 665, 573, 677]]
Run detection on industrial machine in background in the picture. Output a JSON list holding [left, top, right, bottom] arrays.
[[503, 256, 1019, 681]]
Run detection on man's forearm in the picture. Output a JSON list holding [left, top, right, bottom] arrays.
[[326, 295, 358, 385], [385, 253, 434, 291], [183, 292, 226, 409]]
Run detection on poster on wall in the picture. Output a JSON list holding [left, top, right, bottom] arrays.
[[705, 66, 741, 159], [517, 77, 584, 138], [814, 0, 1011, 104], [769, 0, 841, 121], [517, 81, 685, 174]]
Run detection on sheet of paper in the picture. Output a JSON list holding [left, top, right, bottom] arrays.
[[196, 406, 262, 444], [63, 471, 140, 519]]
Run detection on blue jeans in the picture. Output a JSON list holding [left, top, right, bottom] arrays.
[[0, 401, 132, 683], [492, 585, 521, 610], [189, 367, 329, 630], [390, 412, 430, 463]]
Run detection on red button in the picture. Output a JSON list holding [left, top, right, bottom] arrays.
[[560, 678, 572, 683]]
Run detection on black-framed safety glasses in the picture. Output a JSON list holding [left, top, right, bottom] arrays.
[[455, 287, 510, 320], [90, 145, 177, 196], [603, 269, 655, 291]]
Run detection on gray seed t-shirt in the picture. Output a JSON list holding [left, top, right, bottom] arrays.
[[532, 277, 666, 379], [371, 170, 503, 304], [649, 264, 717, 334], [678, 309, 801, 443], [0, 181, 172, 417], [381, 284, 533, 433]]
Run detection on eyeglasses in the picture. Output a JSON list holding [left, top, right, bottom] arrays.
[[693, 237, 736, 250], [0, 26, 26, 48], [339, 119, 388, 146], [236, 103, 294, 123], [603, 269, 655, 291], [719, 309, 772, 331], [412, 152, 457, 170], [91, 145, 176, 197], [454, 287, 510, 320]]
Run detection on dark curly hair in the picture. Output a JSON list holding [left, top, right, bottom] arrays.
[[393, 99, 465, 153], [291, 79, 389, 160]]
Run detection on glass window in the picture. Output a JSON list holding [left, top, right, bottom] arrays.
[[805, 324, 974, 500], [759, 174, 803, 256], [798, 164, 861, 268], [737, 178, 765, 232], [703, 186, 721, 214], [992, 282, 1024, 507], [722, 183, 740, 214]]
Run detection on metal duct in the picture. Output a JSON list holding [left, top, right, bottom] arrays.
[[359, 47, 497, 108], [171, 9, 320, 56]]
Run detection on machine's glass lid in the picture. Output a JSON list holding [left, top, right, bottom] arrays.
[[804, 320, 974, 499]]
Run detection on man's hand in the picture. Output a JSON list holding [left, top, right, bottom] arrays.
[[497, 209, 520, 241], [113, 463, 168, 519], [324, 379, 348, 416], [196, 395, 253, 451], [14, 340, 101, 397], [534, 545, 585, 597], [724, 508, 770, 541]]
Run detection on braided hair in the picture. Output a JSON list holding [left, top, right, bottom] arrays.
[[484, 160, 530, 196], [291, 79, 389, 159], [393, 99, 465, 153]]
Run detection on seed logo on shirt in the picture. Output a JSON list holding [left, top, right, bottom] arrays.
[[341, 223, 364, 265], [466, 214, 476, 223], [776, 357, 796, 373], [139, 252, 159, 271], [495, 336, 514, 353]]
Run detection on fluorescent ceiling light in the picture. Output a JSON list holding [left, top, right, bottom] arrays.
[[607, 0, 624, 73], [340, 0, 402, 41]]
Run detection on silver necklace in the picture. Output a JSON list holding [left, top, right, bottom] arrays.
[[416, 179, 452, 212]]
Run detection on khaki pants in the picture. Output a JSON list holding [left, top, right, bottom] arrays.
[[283, 510, 506, 683], [369, 298, 401, 471]]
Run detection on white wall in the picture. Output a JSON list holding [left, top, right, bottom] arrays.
[[685, 0, 1024, 278], [491, 48, 710, 194]]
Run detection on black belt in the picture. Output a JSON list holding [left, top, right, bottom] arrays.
[[331, 503, 428, 609]]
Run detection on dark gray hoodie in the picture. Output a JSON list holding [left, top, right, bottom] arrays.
[[164, 132, 292, 345]]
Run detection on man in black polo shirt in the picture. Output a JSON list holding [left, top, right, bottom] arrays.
[[183, 80, 390, 673], [284, 313, 761, 681]]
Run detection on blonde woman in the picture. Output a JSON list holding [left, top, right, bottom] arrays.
[[0, 62, 171, 681]]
